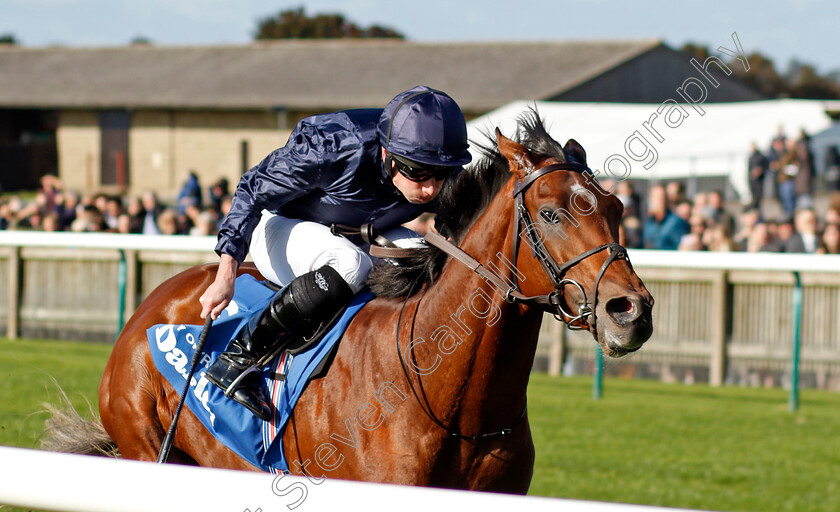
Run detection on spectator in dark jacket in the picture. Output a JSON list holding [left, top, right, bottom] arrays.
[[207, 177, 229, 216], [177, 171, 203, 215], [748, 143, 769, 210], [793, 130, 815, 209], [824, 146, 840, 191], [57, 192, 79, 231], [785, 208, 818, 253]]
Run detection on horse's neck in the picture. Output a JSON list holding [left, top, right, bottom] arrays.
[[412, 181, 541, 434]]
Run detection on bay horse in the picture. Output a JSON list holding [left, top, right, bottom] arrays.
[[57, 113, 653, 493]]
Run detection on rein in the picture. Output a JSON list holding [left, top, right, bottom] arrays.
[[333, 223, 528, 441], [395, 275, 527, 442]]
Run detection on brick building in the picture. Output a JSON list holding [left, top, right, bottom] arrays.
[[0, 40, 763, 197]]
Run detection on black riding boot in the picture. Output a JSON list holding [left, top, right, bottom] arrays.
[[205, 265, 353, 421]]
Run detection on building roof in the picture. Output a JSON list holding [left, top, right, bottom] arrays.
[[0, 39, 662, 112]]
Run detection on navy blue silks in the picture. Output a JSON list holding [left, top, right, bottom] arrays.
[[216, 86, 471, 264]]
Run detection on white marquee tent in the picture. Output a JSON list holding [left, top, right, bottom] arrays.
[[466, 99, 835, 202]]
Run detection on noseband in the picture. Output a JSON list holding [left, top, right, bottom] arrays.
[[424, 162, 628, 332]]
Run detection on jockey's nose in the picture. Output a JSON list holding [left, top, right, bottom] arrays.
[[419, 178, 439, 198]]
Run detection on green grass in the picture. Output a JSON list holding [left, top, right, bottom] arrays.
[[0, 338, 111, 449], [2, 337, 840, 511], [528, 374, 840, 512]]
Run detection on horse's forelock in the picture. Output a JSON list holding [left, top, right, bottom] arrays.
[[515, 109, 566, 165]]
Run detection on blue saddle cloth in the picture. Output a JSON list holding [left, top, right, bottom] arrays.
[[146, 274, 373, 473]]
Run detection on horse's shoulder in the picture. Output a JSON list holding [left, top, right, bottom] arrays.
[[165, 262, 264, 286], [236, 263, 264, 280], [343, 294, 402, 338]]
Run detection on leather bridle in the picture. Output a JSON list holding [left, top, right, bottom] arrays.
[[424, 161, 629, 333], [384, 160, 631, 441]]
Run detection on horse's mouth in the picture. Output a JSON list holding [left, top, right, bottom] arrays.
[[596, 309, 653, 358], [600, 321, 652, 358], [603, 341, 640, 358]]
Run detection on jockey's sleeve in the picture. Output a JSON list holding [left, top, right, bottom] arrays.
[[215, 122, 326, 263]]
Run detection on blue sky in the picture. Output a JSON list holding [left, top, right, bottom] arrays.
[[4, 0, 839, 74]]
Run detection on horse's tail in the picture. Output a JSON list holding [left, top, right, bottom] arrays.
[[40, 387, 120, 458]]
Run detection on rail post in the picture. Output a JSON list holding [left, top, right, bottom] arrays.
[[710, 270, 729, 387], [117, 250, 127, 339], [7, 246, 21, 340], [548, 320, 567, 376], [593, 344, 604, 399], [789, 271, 803, 412]]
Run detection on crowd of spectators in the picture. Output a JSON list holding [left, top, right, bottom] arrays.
[[3, 131, 840, 256], [0, 173, 231, 237], [608, 126, 840, 254], [747, 127, 826, 215], [615, 178, 840, 254], [613, 157, 838, 257]]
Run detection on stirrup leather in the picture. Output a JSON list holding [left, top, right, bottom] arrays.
[[221, 341, 289, 397]]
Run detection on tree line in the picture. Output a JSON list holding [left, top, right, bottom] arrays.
[[253, 7, 404, 40], [681, 42, 840, 100]]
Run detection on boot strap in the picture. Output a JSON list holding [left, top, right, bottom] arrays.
[[224, 364, 261, 397], [217, 353, 257, 371], [224, 340, 290, 396]]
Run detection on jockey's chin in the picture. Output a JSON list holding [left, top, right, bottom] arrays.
[[392, 173, 444, 204]]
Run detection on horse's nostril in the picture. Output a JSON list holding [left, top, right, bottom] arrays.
[[606, 297, 634, 316], [605, 296, 641, 326]]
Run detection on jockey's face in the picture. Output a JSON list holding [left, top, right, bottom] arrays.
[[392, 172, 443, 204], [383, 148, 444, 204]]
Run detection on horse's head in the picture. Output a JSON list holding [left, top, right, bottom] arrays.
[[495, 127, 653, 357]]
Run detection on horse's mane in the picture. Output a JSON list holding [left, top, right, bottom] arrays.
[[367, 109, 567, 298]]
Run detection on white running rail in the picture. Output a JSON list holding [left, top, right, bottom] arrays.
[[0, 446, 712, 512]]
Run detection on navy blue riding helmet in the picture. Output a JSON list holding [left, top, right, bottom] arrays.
[[377, 86, 472, 181]]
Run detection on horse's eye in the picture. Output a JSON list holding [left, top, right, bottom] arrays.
[[539, 208, 558, 224]]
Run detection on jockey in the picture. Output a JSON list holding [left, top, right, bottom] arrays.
[[199, 85, 472, 420]]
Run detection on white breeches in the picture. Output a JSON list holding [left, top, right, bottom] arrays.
[[249, 210, 423, 294]]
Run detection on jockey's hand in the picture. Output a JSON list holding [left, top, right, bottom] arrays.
[[200, 254, 238, 320]]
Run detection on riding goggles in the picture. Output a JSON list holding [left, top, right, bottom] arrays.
[[390, 153, 460, 182]]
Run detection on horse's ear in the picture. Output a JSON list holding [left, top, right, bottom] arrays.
[[496, 128, 534, 178], [563, 139, 587, 165]]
